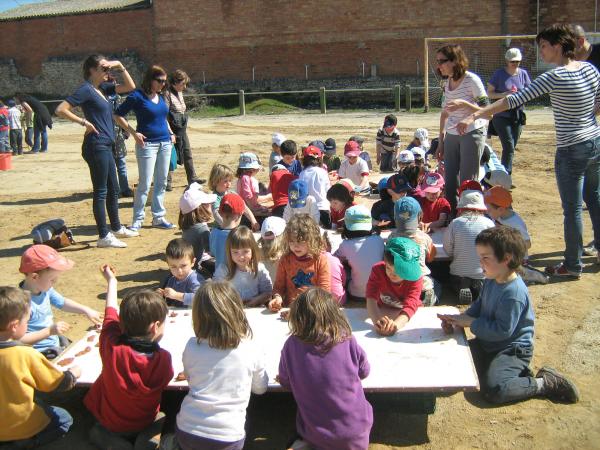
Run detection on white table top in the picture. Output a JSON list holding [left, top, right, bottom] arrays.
[[55, 306, 478, 393]]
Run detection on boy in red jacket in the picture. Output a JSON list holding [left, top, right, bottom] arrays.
[[85, 265, 173, 449]]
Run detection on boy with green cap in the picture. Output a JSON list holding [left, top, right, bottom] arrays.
[[366, 237, 423, 336]]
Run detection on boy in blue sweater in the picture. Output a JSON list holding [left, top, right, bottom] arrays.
[[439, 226, 579, 404]]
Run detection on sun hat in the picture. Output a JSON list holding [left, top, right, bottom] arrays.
[[505, 48, 522, 61], [344, 205, 372, 232], [219, 192, 245, 215], [484, 170, 512, 191], [420, 172, 445, 194], [272, 133, 286, 146], [411, 147, 426, 160], [288, 179, 309, 208], [344, 140, 361, 157], [457, 190, 487, 211], [261, 216, 287, 240], [238, 152, 261, 169], [179, 184, 217, 214], [484, 186, 513, 208], [414, 128, 430, 148], [398, 150, 415, 164], [19, 244, 75, 273], [385, 237, 422, 281]]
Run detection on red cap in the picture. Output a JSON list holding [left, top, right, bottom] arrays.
[[219, 193, 245, 215], [344, 140, 361, 157], [303, 145, 322, 158], [19, 244, 75, 274], [457, 179, 483, 196]]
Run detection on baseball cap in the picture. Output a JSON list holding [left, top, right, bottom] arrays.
[[219, 192, 245, 215], [349, 135, 365, 145], [344, 205, 372, 232], [386, 173, 413, 194], [303, 145, 322, 158], [420, 172, 445, 194], [377, 176, 389, 192], [414, 128, 429, 148], [324, 138, 336, 154], [457, 190, 487, 211], [288, 179, 309, 208], [19, 244, 75, 273], [271, 163, 288, 174], [272, 133, 286, 146], [394, 196, 421, 232], [484, 186, 513, 208], [309, 140, 325, 153], [505, 48, 522, 61], [261, 216, 286, 239], [337, 178, 356, 194], [7, 99, 16, 108], [411, 147, 425, 160], [344, 140, 361, 157], [458, 179, 483, 196], [238, 152, 261, 169], [180, 184, 217, 214], [385, 237, 422, 281], [398, 150, 415, 164], [383, 115, 397, 128], [484, 170, 512, 190]]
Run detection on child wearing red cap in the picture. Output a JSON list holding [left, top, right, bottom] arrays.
[[209, 193, 245, 268], [338, 141, 370, 190], [299, 145, 332, 228], [18, 245, 102, 359], [418, 172, 451, 231]]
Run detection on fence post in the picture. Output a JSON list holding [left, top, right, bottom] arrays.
[[319, 87, 326, 114], [404, 85, 412, 112], [394, 85, 401, 112], [239, 90, 245, 116]]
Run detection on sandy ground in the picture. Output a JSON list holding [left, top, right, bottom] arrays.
[[1, 110, 599, 449]]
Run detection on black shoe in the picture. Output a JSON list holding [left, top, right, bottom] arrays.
[[120, 190, 134, 198], [191, 178, 206, 185], [536, 366, 579, 403], [166, 181, 173, 192]]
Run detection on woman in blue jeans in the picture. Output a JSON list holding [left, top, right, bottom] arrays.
[[115, 65, 176, 231], [458, 24, 600, 278], [56, 55, 139, 248]]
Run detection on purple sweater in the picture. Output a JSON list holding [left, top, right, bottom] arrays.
[[278, 335, 373, 450]]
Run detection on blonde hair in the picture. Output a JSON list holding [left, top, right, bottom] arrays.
[[284, 214, 323, 260], [178, 204, 213, 230], [288, 288, 351, 353], [225, 226, 259, 279], [259, 234, 286, 262], [208, 164, 234, 192], [192, 281, 252, 349]]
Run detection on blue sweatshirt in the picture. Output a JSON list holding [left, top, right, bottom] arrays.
[[115, 89, 170, 143]]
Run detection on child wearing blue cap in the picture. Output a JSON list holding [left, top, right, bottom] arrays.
[[283, 179, 320, 225], [371, 177, 395, 229]]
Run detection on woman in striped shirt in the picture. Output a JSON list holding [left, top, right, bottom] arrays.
[[458, 24, 600, 278]]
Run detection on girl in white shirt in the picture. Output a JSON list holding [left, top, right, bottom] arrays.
[[298, 145, 332, 228]]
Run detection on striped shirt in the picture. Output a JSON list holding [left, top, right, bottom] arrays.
[[443, 71, 489, 134], [506, 62, 600, 147], [376, 127, 400, 153]]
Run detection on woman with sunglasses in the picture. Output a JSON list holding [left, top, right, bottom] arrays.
[[435, 44, 490, 212], [115, 65, 177, 231], [56, 55, 139, 248], [487, 48, 532, 176]]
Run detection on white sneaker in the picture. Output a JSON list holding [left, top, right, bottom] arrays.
[[152, 217, 175, 229], [97, 233, 127, 248], [114, 226, 139, 238]]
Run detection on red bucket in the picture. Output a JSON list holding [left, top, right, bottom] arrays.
[[0, 153, 12, 171]]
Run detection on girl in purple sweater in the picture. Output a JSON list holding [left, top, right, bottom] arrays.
[[278, 288, 373, 450]]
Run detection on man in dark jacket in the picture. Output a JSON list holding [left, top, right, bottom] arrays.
[[16, 94, 52, 153]]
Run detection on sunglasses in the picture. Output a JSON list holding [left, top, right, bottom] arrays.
[[436, 58, 449, 65], [509, 61, 521, 64], [154, 78, 167, 84]]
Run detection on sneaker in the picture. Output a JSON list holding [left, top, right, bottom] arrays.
[[158, 433, 181, 450], [97, 233, 127, 248], [152, 217, 175, 229], [536, 366, 579, 404], [120, 189, 134, 198], [114, 226, 139, 238], [166, 180, 173, 192], [521, 266, 550, 285], [129, 221, 143, 232], [583, 245, 598, 257], [458, 288, 472, 305], [545, 263, 581, 279]]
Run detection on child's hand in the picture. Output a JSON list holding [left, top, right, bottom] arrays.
[[268, 296, 283, 312], [441, 320, 454, 334], [438, 313, 474, 328], [85, 308, 103, 326], [251, 221, 260, 232], [163, 287, 179, 299], [156, 288, 165, 296], [274, 374, 281, 383], [68, 365, 82, 379], [374, 316, 398, 336], [279, 310, 290, 321], [377, 220, 392, 228], [419, 222, 430, 233], [100, 264, 116, 281], [50, 321, 70, 336]]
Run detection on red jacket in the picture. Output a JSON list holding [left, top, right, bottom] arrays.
[[271, 170, 297, 208]]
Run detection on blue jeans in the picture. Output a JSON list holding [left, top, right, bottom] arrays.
[[492, 115, 522, 175], [33, 124, 48, 152], [115, 155, 131, 194], [133, 141, 171, 223], [555, 136, 600, 273], [25, 127, 34, 148], [82, 139, 122, 238], [7, 405, 73, 448]]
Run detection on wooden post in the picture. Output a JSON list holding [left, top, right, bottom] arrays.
[[239, 90, 245, 116], [424, 38, 429, 112], [319, 87, 326, 114], [405, 85, 412, 112], [394, 85, 401, 112]]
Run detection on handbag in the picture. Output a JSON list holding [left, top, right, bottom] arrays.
[[169, 144, 178, 172]]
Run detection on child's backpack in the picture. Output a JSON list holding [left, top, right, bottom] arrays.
[[31, 219, 76, 249]]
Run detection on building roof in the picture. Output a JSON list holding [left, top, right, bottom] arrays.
[[0, 0, 151, 21]]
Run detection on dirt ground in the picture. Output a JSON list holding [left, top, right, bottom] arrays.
[[1, 110, 599, 449]]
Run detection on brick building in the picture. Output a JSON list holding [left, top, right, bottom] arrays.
[[0, 0, 596, 97]]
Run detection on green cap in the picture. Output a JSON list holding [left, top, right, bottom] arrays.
[[385, 237, 422, 281]]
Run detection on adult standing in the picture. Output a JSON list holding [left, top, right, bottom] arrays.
[[56, 55, 139, 248], [458, 24, 600, 278], [16, 93, 52, 153], [487, 48, 531, 175], [115, 65, 176, 231], [435, 44, 490, 211], [165, 69, 202, 190]]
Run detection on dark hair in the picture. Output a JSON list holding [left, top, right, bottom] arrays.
[[0, 287, 30, 331], [341, 228, 374, 239], [536, 24, 577, 59], [402, 165, 420, 189], [166, 238, 195, 262], [384, 114, 397, 126], [383, 249, 394, 265], [379, 186, 392, 201], [141, 65, 168, 95], [326, 183, 353, 206], [168, 69, 190, 92], [82, 54, 106, 80], [280, 140, 298, 157], [480, 145, 491, 165], [475, 226, 526, 270], [436, 44, 468, 80], [302, 155, 321, 167], [236, 167, 254, 178], [179, 205, 213, 230], [120, 290, 168, 337]]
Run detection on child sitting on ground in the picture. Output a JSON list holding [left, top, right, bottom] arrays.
[[418, 172, 450, 231], [376, 114, 401, 172], [283, 179, 320, 224], [208, 163, 258, 231], [280, 139, 303, 176], [173, 282, 268, 449], [210, 193, 245, 268], [269, 132, 286, 169], [439, 227, 579, 405], [334, 205, 385, 301], [392, 197, 439, 306], [443, 190, 495, 304], [236, 152, 271, 221], [86, 265, 173, 450], [158, 239, 205, 307], [350, 135, 373, 170], [270, 164, 296, 218], [386, 172, 413, 203], [371, 177, 395, 230], [327, 179, 356, 230], [366, 237, 423, 336], [323, 138, 341, 172], [322, 232, 346, 305], [278, 288, 373, 450], [214, 226, 273, 307], [299, 145, 332, 228], [407, 128, 430, 155], [179, 183, 217, 268], [258, 216, 287, 283], [18, 245, 102, 359], [397, 150, 415, 171], [338, 140, 370, 192], [269, 214, 331, 311], [0, 287, 80, 448]]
